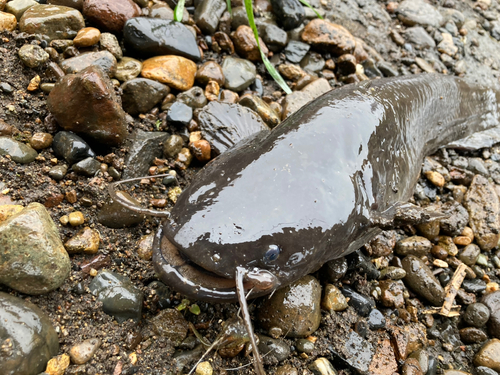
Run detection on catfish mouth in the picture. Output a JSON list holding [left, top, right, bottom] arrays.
[[152, 224, 280, 303]]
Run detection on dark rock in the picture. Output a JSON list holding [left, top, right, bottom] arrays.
[[0, 292, 59, 375], [328, 331, 374, 373], [0, 136, 38, 164], [259, 23, 288, 52], [300, 52, 325, 73], [72, 157, 101, 176], [0, 82, 14, 94], [82, 0, 140, 34], [482, 291, 500, 338], [402, 255, 444, 306], [121, 78, 168, 115], [123, 18, 201, 62], [346, 250, 380, 280], [270, 0, 304, 31], [49, 164, 68, 180], [18, 44, 50, 68], [464, 303, 490, 328], [122, 130, 169, 179], [150, 308, 189, 345], [231, 25, 268, 62], [257, 334, 291, 364], [368, 309, 386, 330], [462, 279, 487, 294], [52, 131, 95, 165], [257, 275, 321, 338], [167, 102, 193, 127], [194, 0, 226, 35], [459, 327, 488, 344], [341, 286, 375, 316], [321, 257, 348, 282], [47, 66, 128, 146], [195, 61, 225, 86], [284, 40, 310, 63], [459, 244, 480, 266], [89, 270, 143, 323], [440, 201, 469, 236], [59, 51, 117, 77]]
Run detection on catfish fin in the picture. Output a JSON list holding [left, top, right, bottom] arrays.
[[197, 102, 270, 156], [371, 202, 449, 229]]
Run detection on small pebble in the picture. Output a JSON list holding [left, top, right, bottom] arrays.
[[69, 338, 101, 364], [68, 211, 85, 226], [195, 361, 213, 375]]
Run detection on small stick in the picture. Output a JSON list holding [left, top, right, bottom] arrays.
[[440, 262, 467, 317], [236, 267, 266, 375]]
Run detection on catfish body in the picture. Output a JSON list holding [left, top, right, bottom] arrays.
[[153, 74, 500, 302]]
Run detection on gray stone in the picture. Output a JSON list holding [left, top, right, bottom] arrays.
[[5, 0, 38, 20], [89, 270, 143, 323], [0, 136, 38, 164], [257, 334, 291, 364], [60, 51, 117, 77], [402, 255, 444, 306], [0, 292, 59, 375], [397, 0, 444, 28], [405, 26, 436, 49], [123, 17, 201, 62], [0, 203, 71, 294], [123, 129, 169, 179], [221, 56, 256, 91], [121, 78, 169, 115], [72, 157, 101, 176], [284, 40, 310, 63], [194, 0, 226, 35], [259, 23, 288, 52]]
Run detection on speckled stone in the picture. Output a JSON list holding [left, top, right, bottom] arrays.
[[0, 11, 17, 32], [18, 44, 49, 68], [257, 275, 321, 337], [0, 203, 71, 294], [19, 4, 85, 40], [115, 56, 142, 82]]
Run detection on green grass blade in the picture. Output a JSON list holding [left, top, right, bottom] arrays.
[[226, 0, 232, 15], [174, 0, 186, 22], [244, 0, 292, 94], [298, 0, 323, 19]]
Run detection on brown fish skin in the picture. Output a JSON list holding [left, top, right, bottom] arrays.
[[152, 74, 500, 302]]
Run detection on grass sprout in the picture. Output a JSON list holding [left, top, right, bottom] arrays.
[[298, 0, 323, 19], [174, 0, 186, 22]]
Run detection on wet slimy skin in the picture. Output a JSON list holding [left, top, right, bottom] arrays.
[[153, 74, 500, 302]]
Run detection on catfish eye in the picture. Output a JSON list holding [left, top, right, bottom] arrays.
[[264, 245, 281, 262]]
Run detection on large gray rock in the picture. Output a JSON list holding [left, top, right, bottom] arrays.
[[0, 203, 70, 294], [0, 292, 59, 375]]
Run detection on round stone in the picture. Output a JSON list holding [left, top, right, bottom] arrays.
[[141, 55, 197, 91], [73, 26, 101, 47], [18, 44, 50, 68]]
